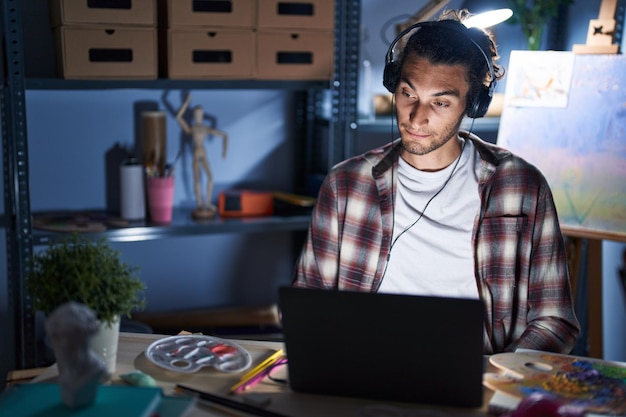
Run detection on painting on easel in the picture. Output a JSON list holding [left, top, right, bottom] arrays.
[[497, 51, 626, 241]]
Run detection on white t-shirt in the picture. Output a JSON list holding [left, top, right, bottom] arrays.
[[378, 138, 481, 299]]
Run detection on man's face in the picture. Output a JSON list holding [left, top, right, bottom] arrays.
[[395, 54, 469, 169]]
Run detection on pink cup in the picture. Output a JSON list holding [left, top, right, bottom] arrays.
[[147, 177, 174, 223]]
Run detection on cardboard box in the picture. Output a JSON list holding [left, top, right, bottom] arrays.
[[256, 30, 333, 80], [163, 0, 255, 28], [257, 0, 334, 30], [49, 0, 157, 27], [166, 28, 254, 79], [55, 26, 158, 79]]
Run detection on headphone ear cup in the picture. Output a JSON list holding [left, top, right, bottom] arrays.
[[383, 60, 400, 93], [467, 85, 492, 118]]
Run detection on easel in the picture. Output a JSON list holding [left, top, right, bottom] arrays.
[[573, 0, 621, 54], [565, 231, 604, 358], [568, 0, 623, 358], [564, 224, 626, 359]]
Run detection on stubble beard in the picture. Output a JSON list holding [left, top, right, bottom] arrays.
[[400, 116, 464, 156]]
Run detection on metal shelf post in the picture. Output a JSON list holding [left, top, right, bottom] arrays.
[[329, 0, 361, 168]]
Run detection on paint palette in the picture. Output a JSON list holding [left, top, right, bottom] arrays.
[[145, 335, 252, 374], [484, 350, 626, 414]]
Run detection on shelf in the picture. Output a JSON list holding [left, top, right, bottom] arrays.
[[357, 116, 501, 134], [31, 208, 312, 245], [25, 78, 330, 91], [3, 0, 360, 371]]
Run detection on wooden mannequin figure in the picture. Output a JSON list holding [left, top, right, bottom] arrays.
[[176, 93, 228, 219]]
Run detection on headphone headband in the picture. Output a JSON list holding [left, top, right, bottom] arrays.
[[383, 20, 496, 118]]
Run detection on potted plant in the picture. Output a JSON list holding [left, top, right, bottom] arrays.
[[27, 233, 146, 372], [506, 0, 575, 50]]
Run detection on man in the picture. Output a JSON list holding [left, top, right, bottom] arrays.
[[292, 10, 580, 354]]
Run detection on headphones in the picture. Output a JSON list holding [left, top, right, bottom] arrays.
[[382, 20, 496, 119]]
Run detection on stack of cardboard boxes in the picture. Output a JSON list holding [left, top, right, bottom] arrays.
[[50, 0, 158, 79], [51, 0, 334, 81], [162, 0, 256, 79], [256, 0, 334, 80]]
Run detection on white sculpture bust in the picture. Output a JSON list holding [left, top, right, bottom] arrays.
[[45, 301, 110, 408]]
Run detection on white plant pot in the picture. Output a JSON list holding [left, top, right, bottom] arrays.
[[90, 316, 121, 374]]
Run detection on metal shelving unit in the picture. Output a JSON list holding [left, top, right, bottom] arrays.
[[1, 0, 360, 371]]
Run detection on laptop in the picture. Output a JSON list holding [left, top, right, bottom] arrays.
[[278, 286, 485, 408]]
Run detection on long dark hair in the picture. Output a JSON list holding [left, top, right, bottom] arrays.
[[398, 9, 505, 113]]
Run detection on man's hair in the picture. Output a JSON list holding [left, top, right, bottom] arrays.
[[397, 9, 505, 113]]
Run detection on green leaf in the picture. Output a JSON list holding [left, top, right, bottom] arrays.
[[27, 233, 145, 325]]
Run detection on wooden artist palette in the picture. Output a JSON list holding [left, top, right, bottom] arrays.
[[484, 350, 626, 414]]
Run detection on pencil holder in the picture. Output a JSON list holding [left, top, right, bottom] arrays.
[[147, 176, 174, 224]]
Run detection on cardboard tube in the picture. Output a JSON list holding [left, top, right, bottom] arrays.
[[141, 111, 166, 176]]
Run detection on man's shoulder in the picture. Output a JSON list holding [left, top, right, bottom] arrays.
[[470, 135, 510, 162], [332, 141, 395, 172], [469, 136, 551, 197], [470, 135, 540, 172]]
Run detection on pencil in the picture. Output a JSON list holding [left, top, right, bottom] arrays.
[[233, 357, 288, 394], [228, 348, 284, 394], [176, 384, 291, 417]]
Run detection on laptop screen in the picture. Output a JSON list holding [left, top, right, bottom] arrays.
[[278, 286, 485, 408]]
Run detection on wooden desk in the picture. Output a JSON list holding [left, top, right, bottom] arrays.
[[35, 332, 495, 417]]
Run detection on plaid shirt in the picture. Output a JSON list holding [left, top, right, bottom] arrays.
[[293, 134, 580, 354]]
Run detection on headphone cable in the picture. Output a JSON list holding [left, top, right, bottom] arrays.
[[387, 137, 466, 261]]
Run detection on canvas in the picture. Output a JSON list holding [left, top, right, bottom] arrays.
[[497, 51, 626, 240]]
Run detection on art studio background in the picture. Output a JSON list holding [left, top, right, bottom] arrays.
[[1, 0, 625, 364]]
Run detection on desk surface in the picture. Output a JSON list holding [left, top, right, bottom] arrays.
[[35, 332, 495, 417]]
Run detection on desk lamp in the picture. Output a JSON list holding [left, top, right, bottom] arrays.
[[463, 8, 513, 28], [397, 0, 512, 33]]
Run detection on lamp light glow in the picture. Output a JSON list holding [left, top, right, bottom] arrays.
[[463, 8, 513, 28]]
